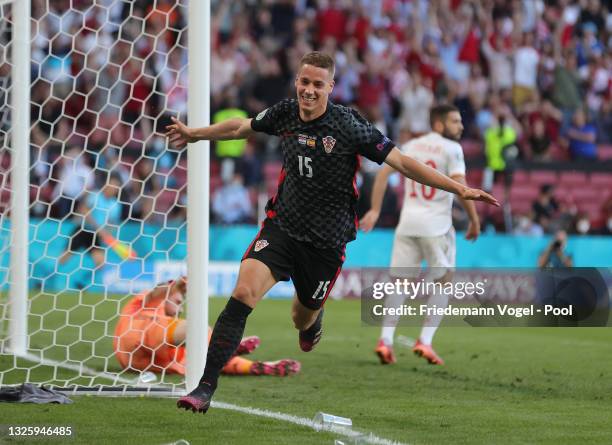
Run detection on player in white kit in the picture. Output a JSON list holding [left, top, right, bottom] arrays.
[[360, 104, 480, 365]]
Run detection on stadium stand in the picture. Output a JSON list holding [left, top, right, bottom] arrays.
[[0, 0, 609, 235]]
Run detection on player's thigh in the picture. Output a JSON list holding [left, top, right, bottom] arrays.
[[233, 259, 278, 307], [239, 220, 294, 307], [291, 243, 345, 311], [420, 227, 456, 281], [390, 232, 423, 278]]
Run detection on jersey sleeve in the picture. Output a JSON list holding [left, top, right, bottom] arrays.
[[347, 109, 395, 164], [250, 99, 291, 136], [447, 143, 466, 177]]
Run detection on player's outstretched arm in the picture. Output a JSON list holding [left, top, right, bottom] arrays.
[[451, 174, 481, 241], [359, 164, 395, 232], [384, 148, 500, 206], [165, 116, 256, 148]]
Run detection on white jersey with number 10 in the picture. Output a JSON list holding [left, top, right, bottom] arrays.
[[397, 132, 466, 237]]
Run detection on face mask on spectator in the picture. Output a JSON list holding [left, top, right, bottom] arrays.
[[576, 218, 590, 234], [518, 216, 531, 230]]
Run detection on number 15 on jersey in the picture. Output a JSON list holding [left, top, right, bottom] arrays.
[[298, 155, 313, 178]]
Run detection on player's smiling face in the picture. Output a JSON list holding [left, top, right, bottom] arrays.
[[295, 64, 334, 121]]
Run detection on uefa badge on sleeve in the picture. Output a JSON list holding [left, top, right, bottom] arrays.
[[322, 136, 336, 153], [254, 240, 269, 252]]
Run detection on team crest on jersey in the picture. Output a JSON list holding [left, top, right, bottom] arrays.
[[322, 136, 336, 153], [256, 108, 268, 120], [298, 134, 317, 148], [254, 239, 269, 252]]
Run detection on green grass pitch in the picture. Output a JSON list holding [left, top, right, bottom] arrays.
[[1, 296, 611, 444]]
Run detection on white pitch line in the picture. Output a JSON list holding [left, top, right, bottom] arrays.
[[11, 352, 407, 445], [211, 401, 407, 445]]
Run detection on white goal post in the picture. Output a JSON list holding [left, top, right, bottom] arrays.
[[0, 0, 210, 396]]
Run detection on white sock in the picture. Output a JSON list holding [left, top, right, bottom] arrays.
[[379, 291, 406, 346], [419, 292, 449, 345], [380, 326, 396, 346]]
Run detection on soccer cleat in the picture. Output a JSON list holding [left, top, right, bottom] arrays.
[[374, 339, 396, 365], [250, 359, 301, 376], [412, 340, 445, 365], [177, 384, 214, 414], [299, 309, 324, 352], [235, 335, 261, 356]]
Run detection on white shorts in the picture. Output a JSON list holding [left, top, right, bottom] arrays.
[[390, 227, 456, 280]]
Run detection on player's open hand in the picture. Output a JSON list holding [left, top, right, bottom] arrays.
[[359, 209, 380, 232], [460, 188, 500, 206], [165, 117, 195, 148], [465, 221, 480, 241]]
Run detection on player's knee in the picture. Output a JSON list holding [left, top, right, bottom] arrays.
[[232, 284, 258, 307]]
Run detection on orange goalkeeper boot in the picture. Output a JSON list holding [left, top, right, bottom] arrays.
[[374, 339, 396, 364], [412, 340, 444, 365]]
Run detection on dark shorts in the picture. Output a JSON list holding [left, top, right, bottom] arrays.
[[242, 219, 345, 310]]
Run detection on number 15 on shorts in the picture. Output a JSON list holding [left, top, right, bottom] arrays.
[[311, 281, 330, 300]]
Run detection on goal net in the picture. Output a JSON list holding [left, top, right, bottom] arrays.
[[0, 0, 199, 395]]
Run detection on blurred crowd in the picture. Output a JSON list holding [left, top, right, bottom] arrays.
[[0, 0, 610, 235]]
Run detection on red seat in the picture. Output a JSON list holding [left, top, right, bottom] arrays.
[[559, 171, 588, 186], [529, 170, 557, 185], [509, 199, 532, 214], [510, 187, 539, 212], [597, 144, 612, 160], [461, 140, 482, 159], [511, 170, 529, 184], [577, 202, 603, 221], [590, 173, 612, 186], [465, 169, 483, 187], [566, 187, 602, 203]]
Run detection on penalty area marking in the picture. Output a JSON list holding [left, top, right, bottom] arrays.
[[212, 400, 407, 445], [12, 352, 406, 444]]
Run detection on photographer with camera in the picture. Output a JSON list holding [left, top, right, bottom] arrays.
[[538, 230, 573, 268]]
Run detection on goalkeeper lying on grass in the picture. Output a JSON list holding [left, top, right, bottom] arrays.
[[113, 276, 300, 376]]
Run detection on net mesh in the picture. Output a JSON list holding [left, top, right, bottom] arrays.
[[0, 0, 192, 394]]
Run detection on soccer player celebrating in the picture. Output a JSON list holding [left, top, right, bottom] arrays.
[[361, 105, 480, 365], [166, 52, 498, 413], [113, 276, 300, 377]]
